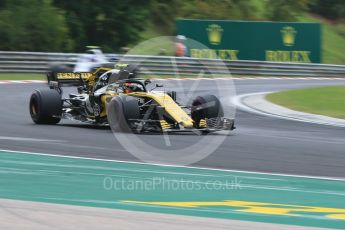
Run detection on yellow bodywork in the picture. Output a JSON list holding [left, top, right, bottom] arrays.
[[160, 120, 172, 130], [100, 91, 118, 117], [129, 92, 194, 128], [100, 91, 194, 128], [69, 67, 195, 128], [199, 119, 207, 128]]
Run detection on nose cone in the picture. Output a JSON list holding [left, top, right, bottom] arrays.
[[180, 116, 194, 128]]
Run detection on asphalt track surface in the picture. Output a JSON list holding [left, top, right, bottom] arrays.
[[0, 79, 345, 178]]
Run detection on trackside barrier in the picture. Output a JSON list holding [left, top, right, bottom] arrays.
[[0, 51, 344, 77]]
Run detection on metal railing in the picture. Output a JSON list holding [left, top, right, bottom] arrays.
[[0, 51, 344, 77]]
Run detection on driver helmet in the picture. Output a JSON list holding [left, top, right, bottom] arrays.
[[124, 82, 142, 93]]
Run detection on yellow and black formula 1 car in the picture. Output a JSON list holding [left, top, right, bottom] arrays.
[[29, 64, 235, 133]]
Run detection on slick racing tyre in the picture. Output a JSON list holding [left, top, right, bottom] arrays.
[[107, 96, 140, 133], [29, 89, 62, 124], [191, 94, 224, 129]]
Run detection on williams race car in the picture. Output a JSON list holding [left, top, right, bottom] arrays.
[[29, 64, 235, 133]]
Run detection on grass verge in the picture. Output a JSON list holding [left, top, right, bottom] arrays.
[[266, 86, 345, 119], [297, 14, 345, 64], [0, 73, 45, 80]]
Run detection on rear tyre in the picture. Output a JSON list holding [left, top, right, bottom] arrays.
[[191, 94, 224, 129], [107, 96, 140, 133], [29, 89, 62, 124]]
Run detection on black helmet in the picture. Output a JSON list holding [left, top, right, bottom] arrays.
[[115, 64, 140, 79]]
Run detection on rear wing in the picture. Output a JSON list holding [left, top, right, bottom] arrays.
[[47, 72, 93, 86]]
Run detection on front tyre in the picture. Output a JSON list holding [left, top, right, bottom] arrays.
[[107, 96, 140, 133], [29, 89, 62, 124], [191, 94, 224, 129]]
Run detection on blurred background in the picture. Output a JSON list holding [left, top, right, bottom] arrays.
[[0, 0, 344, 63]]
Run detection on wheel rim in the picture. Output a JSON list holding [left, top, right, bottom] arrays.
[[30, 99, 39, 120], [31, 103, 37, 115]]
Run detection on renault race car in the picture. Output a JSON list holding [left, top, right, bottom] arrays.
[[29, 64, 235, 133]]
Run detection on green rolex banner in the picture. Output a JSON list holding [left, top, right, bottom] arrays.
[[176, 19, 321, 63]]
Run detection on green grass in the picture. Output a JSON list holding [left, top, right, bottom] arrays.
[[250, 0, 267, 19], [127, 36, 175, 56], [143, 74, 262, 78], [297, 15, 345, 64], [0, 73, 45, 80], [128, 20, 175, 56], [140, 12, 345, 64], [266, 86, 345, 119]]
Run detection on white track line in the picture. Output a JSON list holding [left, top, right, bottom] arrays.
[[0, 149, 344, 181], [0, 136, 65, 142], [232, 92, 345, 128], [0, 80, 46, 84]]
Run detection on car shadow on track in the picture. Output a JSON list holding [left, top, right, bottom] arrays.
[[57, 123, 235, 136], [58, 123, 110, 130]]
